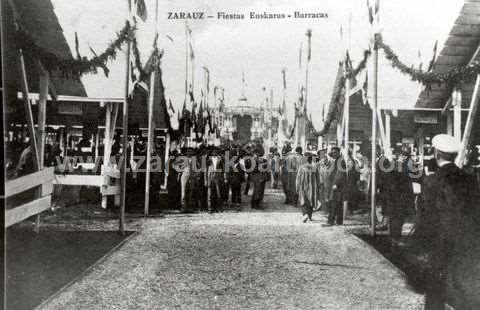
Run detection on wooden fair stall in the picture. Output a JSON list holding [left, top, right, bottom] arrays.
[[48, 96, 124, 209]]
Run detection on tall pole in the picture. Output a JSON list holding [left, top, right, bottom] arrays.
[[345, 77, 350, 150], [457, 74, 480, 167], [144, 70, 156, 216], [344, 14, 352, 153], [144, 0, 160, 215], [370, 33, 379, 237], [184, 22, 189, 103], [120, 0, 132, 235], [304, 29, 312, 152]]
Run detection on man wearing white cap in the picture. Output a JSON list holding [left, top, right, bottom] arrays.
[[417, 134, 471, 309]]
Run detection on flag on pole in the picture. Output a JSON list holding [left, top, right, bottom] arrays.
[[345, 51, 353, 71], [362, 72, 369, 106], [299, 43, 303, 69], [203, 67, 210, 93], [427, 40, 438, 72], [135, 0, 148, 22], [74, 32, 81, 60], [189, 42, 195, 60], [168, 99, 179, 131], [418, 50, 423, 71], [367, 0, 374, 24], [306, 29, 312, 61], [367, 0, 379, 24]]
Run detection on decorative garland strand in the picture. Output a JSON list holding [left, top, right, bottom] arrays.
[[376, 34, 479, 88], [16, 21, 134, 78]]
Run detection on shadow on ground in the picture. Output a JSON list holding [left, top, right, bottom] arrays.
[[6, 228, 134, 310]]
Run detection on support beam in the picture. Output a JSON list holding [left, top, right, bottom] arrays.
[[37, 73, 48, 168], [456, 74, 480, 167], [102, 103, 113, 209], [145, 70, 156, 216], [453, 88, 462, 143], [162, 133, 171, 190], [441, 44, 480, 115], [371, 34, 379, 237], [446, 111, 454, 136], [344, 77, 350, 150], [385, 112, 391, 156], [120, 25, 132, 235], [19, 50, 40, 171]]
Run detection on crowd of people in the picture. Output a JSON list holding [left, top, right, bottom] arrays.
[[7, 128, 480, 308], [165, 139, 370, 226]]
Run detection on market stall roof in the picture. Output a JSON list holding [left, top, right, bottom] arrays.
[[3, 0, 93, 126], [416, 0, 480, 109], [3, 0, 87, 99]]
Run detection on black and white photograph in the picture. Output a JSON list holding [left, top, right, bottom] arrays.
[[2, 0, 480, 309]]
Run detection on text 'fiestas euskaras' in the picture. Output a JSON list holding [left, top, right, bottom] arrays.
[[167, 11, 329, 20]]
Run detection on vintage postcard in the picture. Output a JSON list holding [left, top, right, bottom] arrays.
[[2, 0, 480, 309]]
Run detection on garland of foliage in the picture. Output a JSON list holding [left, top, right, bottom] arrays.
[[346, 49, 371, 79], [320, 51, 371, 135], [320, 30, 480, 135], [376, 34, 478, 88], [15, 21, 134, 78]]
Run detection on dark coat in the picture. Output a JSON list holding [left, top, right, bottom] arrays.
[[417, 163, 471, 248]]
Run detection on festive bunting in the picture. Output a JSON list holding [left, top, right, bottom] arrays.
[[16, 21, 133, 78], [375, 34, 479, 88]]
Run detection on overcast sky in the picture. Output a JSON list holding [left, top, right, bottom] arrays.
[[52, 0, 463, 128]]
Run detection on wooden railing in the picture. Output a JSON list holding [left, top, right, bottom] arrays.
[[5, 167, 55, 227], [52, 165, 121, 209]]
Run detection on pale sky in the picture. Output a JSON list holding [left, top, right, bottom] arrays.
[[51, 0, 464, 128]]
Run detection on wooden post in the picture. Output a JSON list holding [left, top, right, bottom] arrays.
[[120, 8, 132, 234], [343, 75, 351, 223], [345, 77, 350, 150], [446, 111, 453, 136], [453, 88, 462, 143], [418, 127, 425, 167], [19, 51, 40, 171], [184, 22, 189, 103], [38, 74, 48, 168], [456, 74, 480, 168], [32, 70, 49, 233], [102, 103, 112, 209], [385, 112, 391, 156], [144, 70, 156, 216], [162, 132, 171, 190], [375, 108, 388, 152], [371, 34, 379, 237]]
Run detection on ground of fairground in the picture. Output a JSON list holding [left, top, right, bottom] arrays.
[[26, 185, 427, 310]]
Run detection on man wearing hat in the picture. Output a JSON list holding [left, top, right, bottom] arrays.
[[207, 146, 225, 213], [285, 146, 304, 205], [324, 146, 346, 226], [280, 144, 292, 203], [296, 152, 318, 222], [315, 147, 329, 211], [250, 147, 268, 209], [416, 134, 472, 309], [180, 147, 200, 213]]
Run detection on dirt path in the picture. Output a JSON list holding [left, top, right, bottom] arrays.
[[39, 189, 423, 310]]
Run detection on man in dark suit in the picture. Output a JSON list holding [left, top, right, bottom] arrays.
[[417, 134, 473, 310], [324, 146, 346, 226]]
